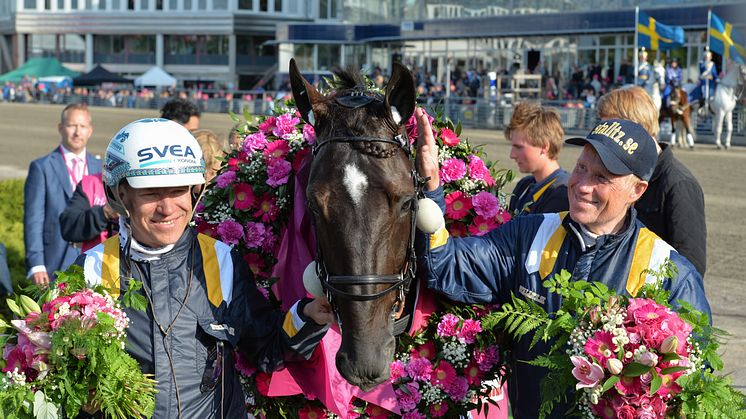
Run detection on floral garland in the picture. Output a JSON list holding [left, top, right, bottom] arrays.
[[196, 102, 514, 418]]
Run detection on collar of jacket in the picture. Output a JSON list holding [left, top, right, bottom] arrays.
[[563, 207, 639, 250]]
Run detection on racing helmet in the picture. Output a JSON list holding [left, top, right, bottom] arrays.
[[103, 118, 205, 216]]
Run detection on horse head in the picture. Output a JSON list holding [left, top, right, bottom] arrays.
[[289, 59, 417, 390]]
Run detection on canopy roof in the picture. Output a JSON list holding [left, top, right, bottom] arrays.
[[0, 57, 78, 83], [73, 64, 132, 86], [134, 66, 176, 87]]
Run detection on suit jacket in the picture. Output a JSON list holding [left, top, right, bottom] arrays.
[[24, 147, 102, 276]]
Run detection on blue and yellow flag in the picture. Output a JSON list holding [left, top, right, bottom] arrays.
[[637, 11, 684, 51], [710, 12, 746, 65]]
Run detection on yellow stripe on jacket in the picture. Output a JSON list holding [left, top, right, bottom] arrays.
[[626, 228, 672, 296], [197, 234, 223, 308], [101, 235, 121, 298]]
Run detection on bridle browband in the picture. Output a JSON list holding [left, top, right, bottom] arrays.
[[310, 88, 425, 331]]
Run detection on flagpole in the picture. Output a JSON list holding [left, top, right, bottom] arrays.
[[634, 6, 639, 86], [704, 8, 712, 116], [706, 9, 712, 48]]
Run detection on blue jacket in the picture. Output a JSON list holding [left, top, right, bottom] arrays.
[[24, 148, 102, 276], [508, 168, 569, 216], [420, 186, 711, 418]]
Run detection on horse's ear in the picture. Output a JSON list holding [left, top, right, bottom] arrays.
[[385, 62, 416, 126], [289, 58, 321, 125]]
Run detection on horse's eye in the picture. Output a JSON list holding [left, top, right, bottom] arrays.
[[399, 198, 414, 215]]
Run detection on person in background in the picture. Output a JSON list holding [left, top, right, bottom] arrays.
[[24, 103, 102, 288], [597, 86, 707, 276], [227, 122, 244, 151], [505, 102, 569, 215], [192, 128, 225, 183], [663, 57, 683, 106], [160, 98, 201, 131], [0, 242, 12, 295], [696, 46, 719, 111]]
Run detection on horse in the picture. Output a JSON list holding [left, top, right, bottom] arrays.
[[711, 62, 746, 149], [289, 59, 418, 390], [660, 84, 695, 149]]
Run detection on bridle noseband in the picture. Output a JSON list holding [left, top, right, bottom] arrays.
[[310, 89, 426, 327]]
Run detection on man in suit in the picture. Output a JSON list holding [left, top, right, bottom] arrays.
[[24, 103, 102, 287]]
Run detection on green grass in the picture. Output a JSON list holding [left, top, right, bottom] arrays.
[[0, 178, 26, 290]]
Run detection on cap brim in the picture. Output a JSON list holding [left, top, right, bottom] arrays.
[[565, 137, 633, 177], [126, 173, 205, 189]]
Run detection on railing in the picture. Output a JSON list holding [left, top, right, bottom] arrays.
[[3, 90, 744, 140]]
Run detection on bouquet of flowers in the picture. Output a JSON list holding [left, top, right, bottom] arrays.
[[0, 266, 156, 419], [197, 96, 514, 417], [488, 268, 746, 419]]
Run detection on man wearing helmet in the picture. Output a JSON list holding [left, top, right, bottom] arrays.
[[75, 118, 333, 418]]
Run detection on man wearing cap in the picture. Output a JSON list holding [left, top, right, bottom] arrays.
[[413, 108, 710, 418]]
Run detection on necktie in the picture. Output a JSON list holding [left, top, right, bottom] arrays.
[[71, 157, 82, 187]]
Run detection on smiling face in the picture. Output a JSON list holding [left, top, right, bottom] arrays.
[[568, 145, 648, 235], [119, 183, 193, 248], [509, 128, 547, 175]]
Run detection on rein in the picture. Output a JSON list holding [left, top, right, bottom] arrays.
[[311, 91, 426, 332]]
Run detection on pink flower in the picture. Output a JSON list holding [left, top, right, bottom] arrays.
[[390, 360, 408, 381], [405, 357, 433, 381], [227, 157, 239, 171], [447, 221, 468, 237], [217, 220, 244, 246], [261, 227, 278, 253], [615, 374, 646, 396], [402, 412, 426, 419], [258, 116, 277, 134], [232, 183, 255, 210], [243, 252, 266, 276], [584, 330, 617, 366], [395, 381, 421, 411], [468, 155, 495, 185], [471, 191, 499, 219], [303, 123, 316, 144], [570, 355, 604, 390], [430, 360, 457, 388], [264, 139, 290, 160], [439, 128, 459, 146], [437, 313, 460, 337], [445, 191, 472, 220], [364, 404, 391, 419], [196, 220, 217, 238], [495, 207, 511, 225], [273, 113, 300, 139], [429, 402, 449, 418], [215, 170, 236, 188], [243, 132, 268, 154], [410, 341, 436, 359], [468, 215, 498, 236], [591, 397, 618, 419], [299, 404, 327, 419], [405, 110, 435, 145], [244, 222, 267, 248], [457, 318, 482, 344], [266, 158, 292, 187], [253, 194, 279, 222], [440, 158, 467, 183], [474, 345, 501, 372], [445, 376, 469, 401], [617, 404, 637, 419], [463, 361, 482, 386]]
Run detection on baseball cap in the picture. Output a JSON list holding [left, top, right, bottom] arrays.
[[566, 119, 657, 181]]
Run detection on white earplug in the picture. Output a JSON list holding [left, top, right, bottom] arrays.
[[390, 106, 402, 125], [303, 261, 325, 298], [416, 198, 445, 234]]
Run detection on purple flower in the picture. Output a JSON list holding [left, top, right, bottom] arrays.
[[474, 345, 500, 372], [445, 376, 469, 401], [472, 191, 499, 219], [217, 220, 244, 246], [402, 412, 426, 419], [272, 113, 300, 139], [440, 158, 467, 183], [457, 318, 482, 344], [243, 132, 268, 154], [266, 158, 292, 187], [405, 357, 433, 381], [437, 313, 460, 337], [215, 170, 236, 189], [260, 227, 278, 253], [244, 222, 267, 248], [395, 381, 421, 412]]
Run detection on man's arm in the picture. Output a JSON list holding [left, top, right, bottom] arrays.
[[667, 253, 712, 323], [24, 160, 48, 284], [665, 179, 707, 276], [59, 182, 112, 243]]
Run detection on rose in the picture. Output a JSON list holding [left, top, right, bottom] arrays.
[[571, 355, 604, 390]]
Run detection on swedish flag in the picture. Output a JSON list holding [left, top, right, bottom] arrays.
[[637, 11, 684, 51], [710, 12, 746, 65]]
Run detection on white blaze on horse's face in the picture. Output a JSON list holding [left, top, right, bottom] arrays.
[[343, 164, 368, 206]]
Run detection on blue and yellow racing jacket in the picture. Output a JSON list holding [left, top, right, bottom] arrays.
[[420, 186, 711, 418], [76, 228, 328, 419]]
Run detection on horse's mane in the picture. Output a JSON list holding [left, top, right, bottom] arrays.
[[331, 65, 369, 92]]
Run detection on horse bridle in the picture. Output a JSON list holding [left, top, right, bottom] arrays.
[[311, 90, 426, 326]]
